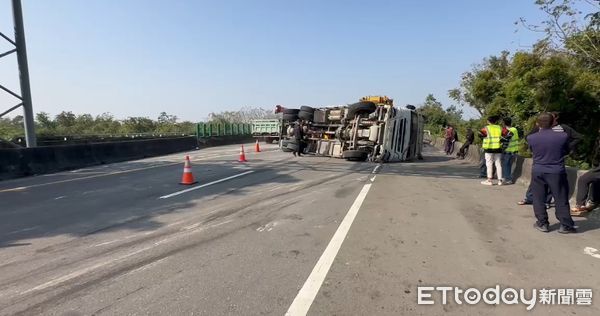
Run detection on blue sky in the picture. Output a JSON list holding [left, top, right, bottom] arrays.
[[0, 0, 545, 121]]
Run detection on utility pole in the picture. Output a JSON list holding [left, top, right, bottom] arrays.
[[0, 0, 36, 147], [12, 0, 36, 147]]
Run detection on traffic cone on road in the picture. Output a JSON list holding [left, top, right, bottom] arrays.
[[239, 145, 248, 162], [255, 139, 261, 152], [180, 156, 198, 185]]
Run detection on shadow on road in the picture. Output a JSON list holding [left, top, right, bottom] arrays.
[[0, 155, 376, 249]]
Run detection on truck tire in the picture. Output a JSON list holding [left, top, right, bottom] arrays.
[[298, 110, 314, 121], [287, 142, 299, 152], [282, 113, 299, 121], [300, 106, 315, 113], [283, 109, 300, 115], [342, 149, 368, 161], [281, 140, 293, 152], [346, 101, 376, 118]]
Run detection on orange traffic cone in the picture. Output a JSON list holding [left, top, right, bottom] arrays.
[[255, 139, 261, 152], [180, 156, 198, 185], [239, 145, 248, 162]]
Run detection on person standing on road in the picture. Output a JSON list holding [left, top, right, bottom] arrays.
[[527, 113, 575, 233], [501, 118, 519, 184], [457, 128, 474, 160], [517, 112, 582, 205], [444, 125, 456, 155], [479, 115, 511, 186], [292, 120, 304, 157]]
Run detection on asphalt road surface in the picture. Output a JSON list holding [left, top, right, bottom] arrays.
[[1, 143, 599, 315]]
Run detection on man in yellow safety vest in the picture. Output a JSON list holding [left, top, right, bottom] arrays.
[[502, 117, 519, 184], [479, 115, 511, 186]]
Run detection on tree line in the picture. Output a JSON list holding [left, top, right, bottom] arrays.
[[0, 106, 277, 142], [419, 0, 600, 168]]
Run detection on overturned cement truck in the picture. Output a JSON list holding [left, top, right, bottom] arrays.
[[276, 96, 424, 162]]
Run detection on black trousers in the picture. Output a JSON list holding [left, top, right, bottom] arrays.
[[293, 139, 303, 155], [531, 172, 574, 228], [575, 167, 600, 205], [457, 140, 472, 158]]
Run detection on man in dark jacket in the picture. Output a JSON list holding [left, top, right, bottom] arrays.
[[457, 128, 474, 159], [528, 113, 575, 233], [518, 112, 582, 205], [292, 120, 304, 157]]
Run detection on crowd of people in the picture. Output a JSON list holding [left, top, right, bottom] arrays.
[[444, 112, 599, 233]]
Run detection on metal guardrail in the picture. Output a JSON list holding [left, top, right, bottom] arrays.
[[196, 123, 252, 138]]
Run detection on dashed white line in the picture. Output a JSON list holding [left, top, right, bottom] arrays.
[[5, 226, 40, 236], [158, 170, 255, 199], [286, 174, 374, 315], [20, 219, 234, 296]]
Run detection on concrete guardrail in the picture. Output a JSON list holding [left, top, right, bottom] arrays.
[[430, 137, 596, 200], [0, 135, 253, 181]]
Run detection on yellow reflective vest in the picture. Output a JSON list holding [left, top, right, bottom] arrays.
[[505, 127, 519, 153], [482, 125, 502, 150]]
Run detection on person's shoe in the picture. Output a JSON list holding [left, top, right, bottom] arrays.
[[498, 180, 505, 186], [292, 152, 297, 157], [571, 205, 590, 216], [533, 222, 550, 233], [517, 199, 532, 205], [503, 180, 514, 185], [585, 201, 597, 210], [481, 179, 494, 186], [558, 225, 576, 234]]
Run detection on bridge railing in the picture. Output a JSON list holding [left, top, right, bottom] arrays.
[[196, 123, 252, 138]]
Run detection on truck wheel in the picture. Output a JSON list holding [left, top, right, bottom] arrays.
[[282, 114, 299, 121], [287, 142, 299, 152], [346, 101, 377, 118], [283, 109, 300, 115], [298, 110, 314, 121], [342, 150, 368, 161], [300, 106, 315, 113]]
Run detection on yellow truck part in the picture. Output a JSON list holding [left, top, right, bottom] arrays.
[[360, 95, 393, 105]]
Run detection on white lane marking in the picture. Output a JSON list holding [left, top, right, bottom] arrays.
[[125, 257, 170, 277], [584, 247, 600, 259], [286, 182, 373, 316], [20, 245, 153, 295], [20, 218, 234, 296], [256, 221, 278, 232], [370, 175, 376, 182], [372, 164, 381, 174], [158, 171, 255, 199], [54, 196, 67, 200], [0, 148, 269, 193], [5, 226, 40, 236], [91, 231, 153, 248], [156, 219, 233, 245]]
